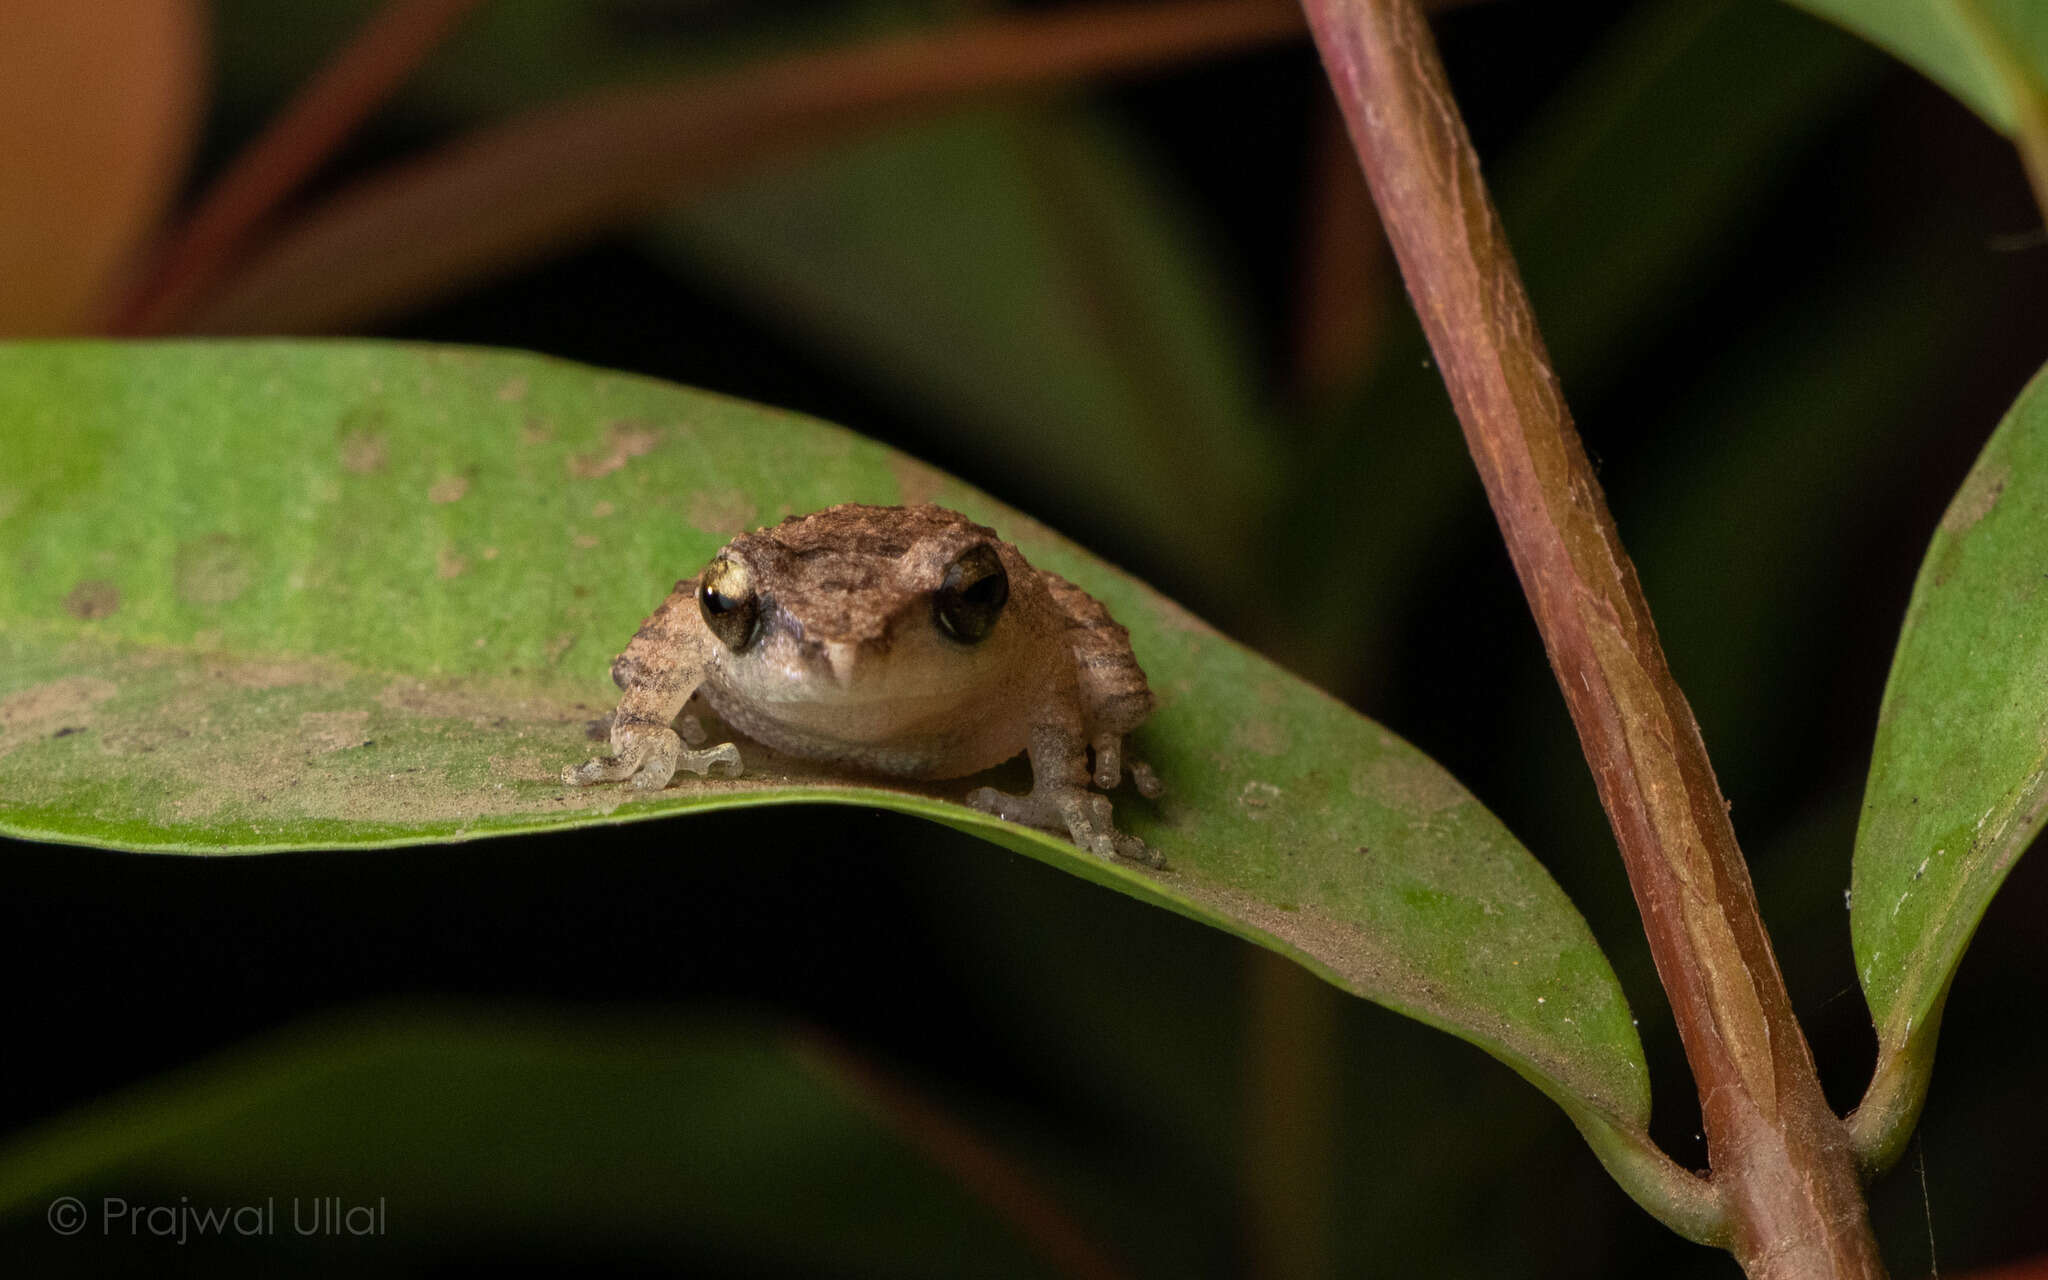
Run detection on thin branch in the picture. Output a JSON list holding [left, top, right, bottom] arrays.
[[112, 0, 488, 334], [172, 0, 1306, 335], [1847, 986, 1946, 1179], [1296, 0, 1883, 1275], [791, 1029, 1134, 1280]]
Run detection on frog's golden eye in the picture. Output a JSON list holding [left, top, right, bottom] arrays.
[[698, 558, 761, 651], [933, 544, 1008, 644]]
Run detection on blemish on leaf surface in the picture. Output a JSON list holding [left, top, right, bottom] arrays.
[[175, 535, 252, 606], [63, 581, 120, 619], [687, 489, 755, 536]]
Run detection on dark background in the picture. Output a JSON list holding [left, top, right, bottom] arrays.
[[4, 0, 2046, 1275]]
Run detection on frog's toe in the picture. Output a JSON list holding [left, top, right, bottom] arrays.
[[677, 741, 744, 778], [1090, 735, 1123, 791], [1130, 760, 1164, 800], [563, 754, 635, 787], [964, 785, 1035, 825], [626, 765, 673, 792], [1110, 831, 1165, 868]]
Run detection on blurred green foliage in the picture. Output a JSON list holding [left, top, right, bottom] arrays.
[[4, 0, 2048, 1276]]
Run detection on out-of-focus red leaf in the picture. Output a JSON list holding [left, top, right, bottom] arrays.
[[177, 0, 1305, 335], [114, 0, 486, 335], [0, 0, 206, 335]]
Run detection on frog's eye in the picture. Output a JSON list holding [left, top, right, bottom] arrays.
[[698, 558, 761, 651], [933, 544, 1008, 644]]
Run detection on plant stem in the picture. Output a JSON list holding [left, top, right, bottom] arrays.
[[1848, 988, 1947, 1180], [1296, 1, 1885, 1274]]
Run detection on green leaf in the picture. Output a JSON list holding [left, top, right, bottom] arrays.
[[0, 1006, 1075, 1276], [0, 341, 1674, 1211], [1782, 0, 2047, 136], [650, 105, 1274, 583], [1854, 359, 2048, 1076]]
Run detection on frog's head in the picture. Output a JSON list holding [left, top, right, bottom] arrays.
[[693, 504, 1039, 730]]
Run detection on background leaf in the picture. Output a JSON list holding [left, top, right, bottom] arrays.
[[652, 104, 1275, 581], [1783, 0, 2046, 136], [0, 1006, 1094, 1277], [0, 340, 1656, 1186], [1853, 359, 2048, 1069]]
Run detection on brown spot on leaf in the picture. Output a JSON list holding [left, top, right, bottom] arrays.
[[567, 423, 661, 478], [520, 418, 552, 445], [299, 709, 371, 753], [208, 657, 338, 689], [496, 375, 529, 403], [591, 500, 615, 518], [64, 580, 120, 619], [1236, 717, 1290, 756], [1148, 594, 1219, 636], [0, 675, 118, 756], [572, 532, 600, 549], [340, 431, 387, 474], [1238, 779, 1282, 818], [175, 534, 252, 606], [1352, 753, 1467, 816], [890, 454, 951, 507], [687, 489, 755, 536], [436, 545, 469, 579], [428, 474, 469, 504], [1942, 463, 2008, 535]]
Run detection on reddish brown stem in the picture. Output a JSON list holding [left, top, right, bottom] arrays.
[[110, 0, 487, 335], [1297, 1, 1883, 1275]]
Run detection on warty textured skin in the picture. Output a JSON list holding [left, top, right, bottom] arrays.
[[564, 503, 1164, 864]]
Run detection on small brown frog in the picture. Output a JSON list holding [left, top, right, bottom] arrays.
[[563, 503, 1164, 865]]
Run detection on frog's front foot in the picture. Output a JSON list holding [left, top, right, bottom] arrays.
[[964, 783, 1163, 868], [1090, 733, 1166, 799], [562, 722, 743, 791]]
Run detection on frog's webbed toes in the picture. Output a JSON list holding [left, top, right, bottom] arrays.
[[562, 755, 633, 787], [1106, 829, 1165, 868], [564, 723, 742, 791], [676, 741, 744, 779], [1090, 735, 1123, 791], [965, 783, 1161, 868], [963, 784, 1032, 825], [1090, 733, 1165, 799], [1130, 759, 1164, 800]]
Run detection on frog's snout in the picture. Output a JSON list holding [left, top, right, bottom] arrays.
[[822, 641, 860, 686]]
